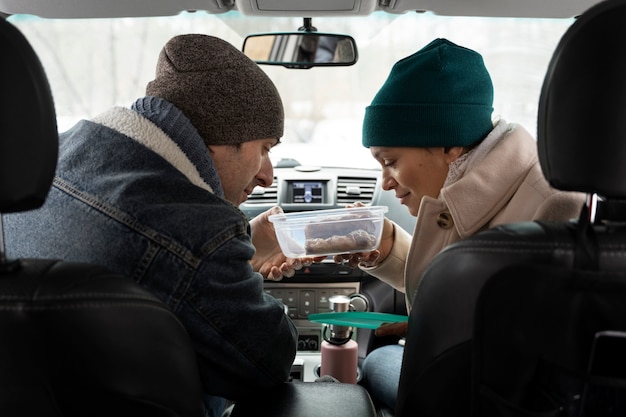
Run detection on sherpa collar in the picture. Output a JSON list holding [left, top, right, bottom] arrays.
[[92, 106, 215, 194]]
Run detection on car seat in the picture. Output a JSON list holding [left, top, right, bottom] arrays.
[[395, 0, 626, 416], [0, 17, 205, 416]]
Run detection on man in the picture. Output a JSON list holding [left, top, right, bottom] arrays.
[[4, 34, 298, 416]]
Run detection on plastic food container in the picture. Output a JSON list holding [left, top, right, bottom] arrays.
[[268, 206, 389, 258]]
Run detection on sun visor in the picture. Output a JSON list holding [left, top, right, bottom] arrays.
[[237, 0, 377, 16]]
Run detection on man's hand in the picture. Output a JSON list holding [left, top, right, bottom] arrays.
[[249, 206, 309, 280]]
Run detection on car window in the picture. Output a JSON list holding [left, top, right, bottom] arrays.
[[9, 11, 573, 170]]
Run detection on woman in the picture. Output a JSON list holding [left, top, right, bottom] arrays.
[[348, 38, 585, 411]]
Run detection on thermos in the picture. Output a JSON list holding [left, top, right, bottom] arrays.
[[320, 295, 359, 383]]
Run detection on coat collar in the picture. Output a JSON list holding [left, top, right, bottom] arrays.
[[439, 122, 538, 237]]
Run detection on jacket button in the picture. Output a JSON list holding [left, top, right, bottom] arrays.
[[436, 212, 454, 229]]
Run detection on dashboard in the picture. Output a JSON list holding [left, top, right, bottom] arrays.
[[239, 162, 416, 382]]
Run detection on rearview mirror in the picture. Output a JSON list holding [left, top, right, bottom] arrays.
[[242, 33, 358, 69]]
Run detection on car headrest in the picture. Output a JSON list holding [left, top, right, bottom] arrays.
[[0, 18, 58, 213], [538, 0, 626, 200]]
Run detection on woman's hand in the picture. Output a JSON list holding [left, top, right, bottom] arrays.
[[374, 321, 408, 338]]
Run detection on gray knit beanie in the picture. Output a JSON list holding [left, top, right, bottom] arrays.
[[146, 34, 284, 146]]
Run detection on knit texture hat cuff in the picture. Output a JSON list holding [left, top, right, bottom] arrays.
[[363, 103, 494, 148]]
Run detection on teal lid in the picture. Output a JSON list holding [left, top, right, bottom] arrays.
[[308, 311, 408, 330]]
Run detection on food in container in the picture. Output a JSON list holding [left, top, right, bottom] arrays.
[[268, 206, 388, 258]]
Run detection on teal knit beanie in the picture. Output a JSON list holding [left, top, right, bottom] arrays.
[[362, 38, 494, 148]]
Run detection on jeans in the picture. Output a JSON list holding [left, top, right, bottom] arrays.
[[204, 394, 228, 417], [361, 343, 404, 411]]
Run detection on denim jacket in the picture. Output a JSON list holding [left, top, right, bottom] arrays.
[[4, 97, 298, 401]]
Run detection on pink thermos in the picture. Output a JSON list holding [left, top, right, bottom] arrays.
[[320, 295, 358, 384]]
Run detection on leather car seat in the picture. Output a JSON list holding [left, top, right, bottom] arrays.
[[395, 0, 626, 416], [0, 17, 205, 416]]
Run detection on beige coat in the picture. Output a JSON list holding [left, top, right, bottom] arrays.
[[362, 122, 586, 310]]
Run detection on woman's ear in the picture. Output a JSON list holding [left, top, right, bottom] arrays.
[[444, 146, 465, 164]]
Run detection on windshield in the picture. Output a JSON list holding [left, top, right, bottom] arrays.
[[9, 11, 573, 170]]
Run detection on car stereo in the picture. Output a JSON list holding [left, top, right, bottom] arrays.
[[289, 181, 325, 204]]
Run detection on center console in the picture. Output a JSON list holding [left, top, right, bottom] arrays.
[[240, 165, 415, 382], [264, 260, 403, 382]]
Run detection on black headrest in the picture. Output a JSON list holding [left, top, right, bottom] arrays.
[[0, 18, 58, 213], [538, 0, 626, 199]]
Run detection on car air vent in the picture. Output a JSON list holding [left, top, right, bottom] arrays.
[[247, 179, 278, 204], [336, 177, 377, 204]]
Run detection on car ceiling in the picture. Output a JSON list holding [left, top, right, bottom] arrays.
[[0, 0, 606, 19]]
